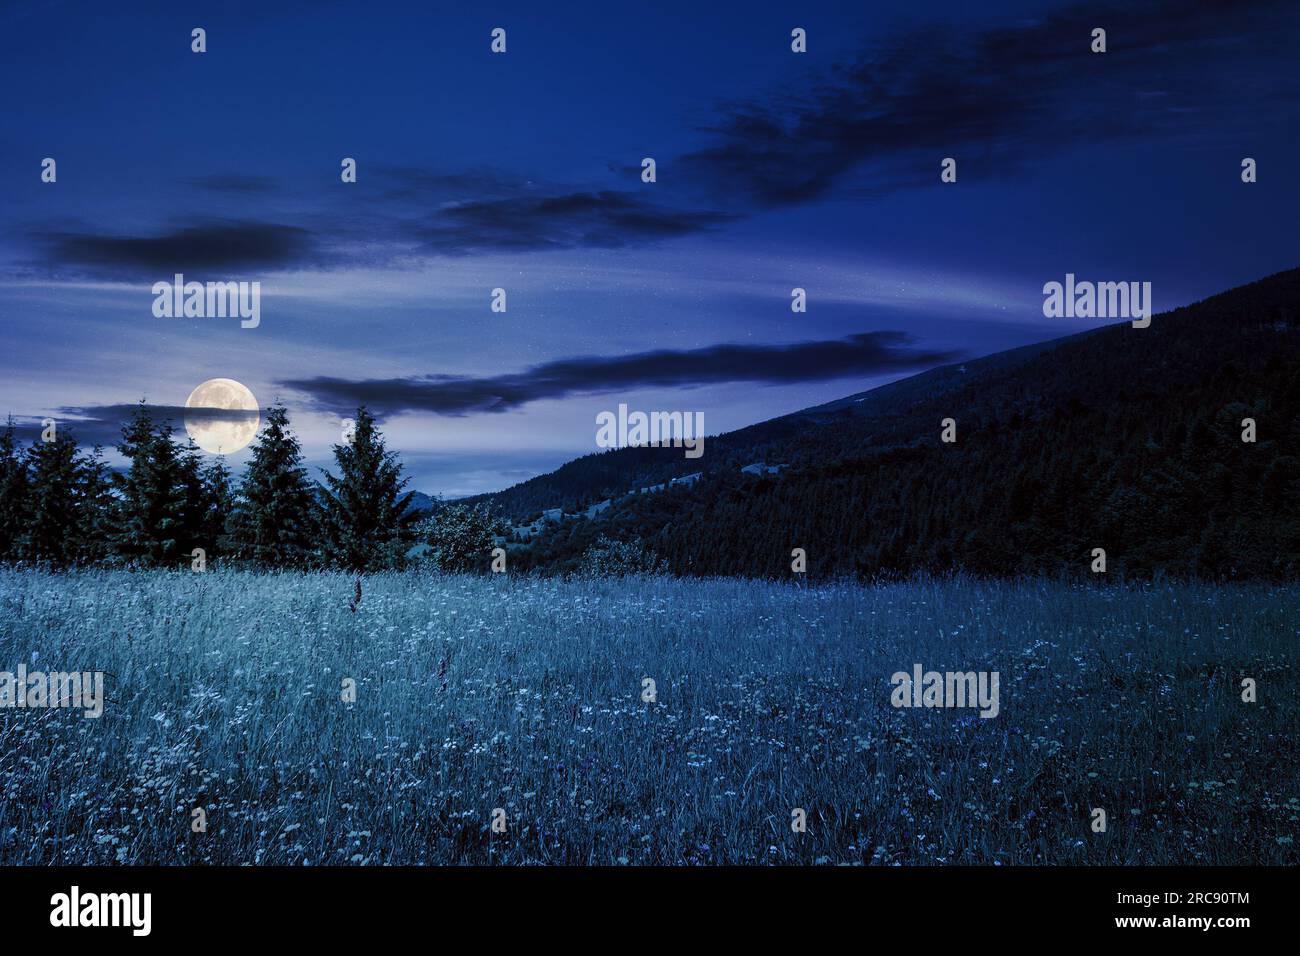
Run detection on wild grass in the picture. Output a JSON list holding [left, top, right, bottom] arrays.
[[0, 569, 1295, 865]]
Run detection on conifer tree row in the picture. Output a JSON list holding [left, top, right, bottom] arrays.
[[0, 403, 422, 571]]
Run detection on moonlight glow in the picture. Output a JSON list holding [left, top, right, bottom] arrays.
[[184, 378, 259, 454]]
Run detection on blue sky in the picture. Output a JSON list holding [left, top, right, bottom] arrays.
[[1, 0, 1297, 495]]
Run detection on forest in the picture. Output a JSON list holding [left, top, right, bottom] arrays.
[[502, 270, 1300, 580], [0, 404, 430, 573]]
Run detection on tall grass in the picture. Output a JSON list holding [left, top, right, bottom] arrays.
[[0, 569, 1295, 865]]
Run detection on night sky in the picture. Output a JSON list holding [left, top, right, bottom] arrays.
[[1, 0, 1297, 495]]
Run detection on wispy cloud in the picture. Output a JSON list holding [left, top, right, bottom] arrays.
[[7, 404, 257, 448], [404, 192, 736, 256], [280, 331, 964, 417], [25, 190, 733, 277], [681, 0, 1299, 206]]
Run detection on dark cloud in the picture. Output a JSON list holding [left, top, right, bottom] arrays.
[[28, 188, 731, 276], [31, 221, 321, 277], [280, 331, 964, 417], [405, 191, 736, 255], [681, 0, 1299, 206], [5, 405, 259, 449]]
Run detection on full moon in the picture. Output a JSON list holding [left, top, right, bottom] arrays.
[[184, 379, 260, 454]]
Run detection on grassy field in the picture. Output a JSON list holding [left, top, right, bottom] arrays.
[[0, 569, 1296, 865]]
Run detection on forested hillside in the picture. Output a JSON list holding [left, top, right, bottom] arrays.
[[494, 270, 1300, 579]]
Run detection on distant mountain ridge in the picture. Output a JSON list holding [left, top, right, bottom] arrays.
[[471, 269, 1300, 579]]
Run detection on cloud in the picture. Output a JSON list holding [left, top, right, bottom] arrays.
[[681, 0, 1299, 206], [26, 188, 733, 277], [22, 0, 1291, 283], [30, 221, 322, 277], [280, 331, 964, 417], [5, 404, 258, 448], [406, 191, 736, 255]]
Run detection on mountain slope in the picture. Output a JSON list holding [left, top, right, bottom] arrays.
[[482, 269, 1300, 579]]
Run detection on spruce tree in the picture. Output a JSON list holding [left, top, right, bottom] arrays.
[[319, 406, 415, 571], [179, 437, 207, 546], [227, 404, 319, 567], [110, 405, 190, 567], [199, 457, 235, 559], [177, 437, 231, 562], [18, 429, 104, 567], [0, 418, 28, 561], [78, 446, 114, 564]]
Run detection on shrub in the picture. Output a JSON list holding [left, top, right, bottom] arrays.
[[414, 501, 508, 573], [578, 535, 668, 576]]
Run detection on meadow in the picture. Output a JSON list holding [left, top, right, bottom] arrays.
[[0, 569, 1296, 865]]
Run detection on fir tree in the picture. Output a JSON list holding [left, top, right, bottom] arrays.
[[0, 418, 29, 561], [110, 405, 190, 567], [18, 429, 104, 567], [227, 404, 319, 567], [179, 437, 207, 546], [199, 457, 235, 558], [78, 446, 115, 564], [319, 406, 415, 571]]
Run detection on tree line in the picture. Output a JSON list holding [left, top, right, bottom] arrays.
[[0, 404, 499, 572]]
